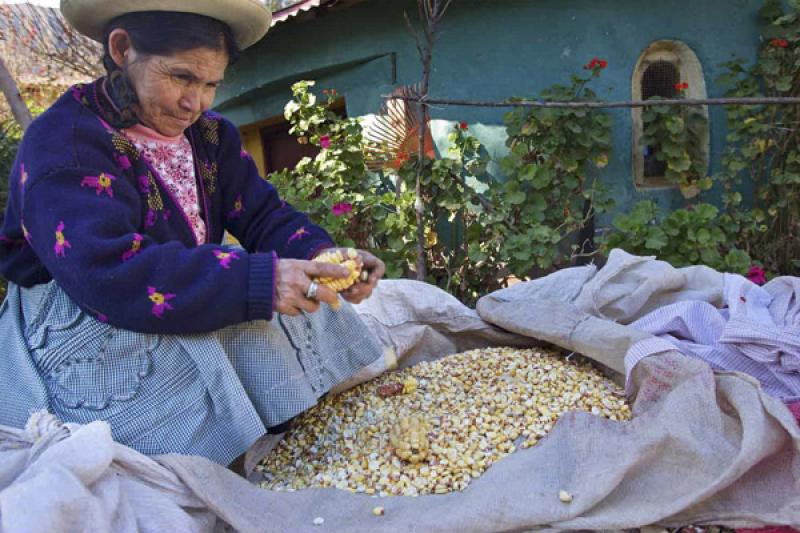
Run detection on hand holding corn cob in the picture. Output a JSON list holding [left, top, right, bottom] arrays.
[[311, 248, 363, 310], [272, 248, 384, 316], [311, 247, 385, 308], [273, 258, 349, 316]]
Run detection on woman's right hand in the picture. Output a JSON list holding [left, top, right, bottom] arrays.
[[273, 258, 350, 316]]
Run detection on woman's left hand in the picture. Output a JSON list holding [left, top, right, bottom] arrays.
[[318, 248, 385, 304]]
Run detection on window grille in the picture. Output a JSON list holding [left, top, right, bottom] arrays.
[[642, 61, 680, 100], [631, 41, 708, 189], [642, 61, 680, 178]]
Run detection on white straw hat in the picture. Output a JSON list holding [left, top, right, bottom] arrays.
[[60, 0, 272, 50]]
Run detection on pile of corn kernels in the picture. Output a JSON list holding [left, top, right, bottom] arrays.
[[257, 347, 631, 497]]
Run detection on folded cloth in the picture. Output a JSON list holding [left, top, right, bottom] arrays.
[[625, 274, 800, 401]]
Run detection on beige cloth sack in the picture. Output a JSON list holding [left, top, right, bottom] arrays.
[[1, 250, 798, 532]]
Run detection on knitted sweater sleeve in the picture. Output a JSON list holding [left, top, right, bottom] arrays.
[[214, 118, 334, 259], [21, 136, 277, 334]]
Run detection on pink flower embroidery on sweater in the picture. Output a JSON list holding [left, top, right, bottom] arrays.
[[137, 175, 151, 194], [213, 249, 240, 269], [54, 221, 71, 257], [19, 163, 28, 186], [288, 226, 309, 244], [122, 234, 143, 261], [227, 194, 245, 219], [145, 209, 158, 228], [147, 286, 176, 319], [81, 172, 116, 197], [114, 153, 132, 170]]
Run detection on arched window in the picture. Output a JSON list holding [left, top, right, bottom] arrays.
[[631, 41, 709, 188]]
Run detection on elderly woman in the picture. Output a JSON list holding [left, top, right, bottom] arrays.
[[0, 0, 386, 467]]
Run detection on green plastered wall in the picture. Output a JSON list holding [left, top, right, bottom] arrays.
[[216, 0, 763, 223]]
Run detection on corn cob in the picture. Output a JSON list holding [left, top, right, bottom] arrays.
[[312, 248, 363, 309], [390, 415, 431, 464]]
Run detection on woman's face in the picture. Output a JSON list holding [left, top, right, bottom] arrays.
[[123, 44, 228, 137]]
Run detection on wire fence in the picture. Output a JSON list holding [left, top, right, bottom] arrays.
[[383, 94, 800, 109]]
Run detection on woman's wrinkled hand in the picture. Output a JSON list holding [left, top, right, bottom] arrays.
[[273, 258, 349, 316]]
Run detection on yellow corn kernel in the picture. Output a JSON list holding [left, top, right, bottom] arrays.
[[257, 347, 631, 496], [312, 248, 363, 309]]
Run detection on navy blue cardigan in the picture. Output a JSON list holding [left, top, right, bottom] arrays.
[[0, 79, 334, 334]]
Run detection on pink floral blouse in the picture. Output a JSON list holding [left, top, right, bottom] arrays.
[[124, 124, 207, 244]]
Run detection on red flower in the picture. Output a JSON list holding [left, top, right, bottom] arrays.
[[770, 38, 790, 48], [746, 265, 767, 286], [459, 121, 469, 130], [674, 82, 689, 91], [584, 57, 608, 70], [332, 202, 353, 217], [320, 135, 331, 149]]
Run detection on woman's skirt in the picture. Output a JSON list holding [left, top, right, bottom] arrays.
[[0, 281, 384, 465]]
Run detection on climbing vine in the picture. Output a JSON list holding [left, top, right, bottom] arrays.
[[714, 0, 800, 276], [272, 64, 613, 303], [639, 84, 711, 198], [271, 0, 799, 301], [603, 0, 799, 278]]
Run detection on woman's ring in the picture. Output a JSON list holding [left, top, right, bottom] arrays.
[[306, 281, 319, 300]]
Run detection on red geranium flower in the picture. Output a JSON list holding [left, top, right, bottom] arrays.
[[459, 121, 469, 130], [584, 57, 608, 70], [746, 265, 767, 286], [770, 38, 790, 48], [332, 202, 353, 217], [674, 82, 689, 91]]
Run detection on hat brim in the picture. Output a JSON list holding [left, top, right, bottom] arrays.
[[61, 0, 272, 50]]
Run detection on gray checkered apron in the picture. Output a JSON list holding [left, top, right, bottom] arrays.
[[0, 281, 384, 465]]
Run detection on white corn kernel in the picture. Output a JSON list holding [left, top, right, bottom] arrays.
[[258, 347, 630, 496]]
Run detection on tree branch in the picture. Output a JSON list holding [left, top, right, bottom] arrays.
[[0, 56, 32, 130]]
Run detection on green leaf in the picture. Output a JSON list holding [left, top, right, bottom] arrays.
[[668, 154, 692, 172], [776, 76, 793, 92], [694, 204, 719, 219], [507, 191, 527, 204], [531, 166, 553, 189], [724, 249, 751, 274], [645, 227, 668, 250], [696, 228, 711, 244]]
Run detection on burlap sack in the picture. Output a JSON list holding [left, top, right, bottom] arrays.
[[1, 250, 798, 532]]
